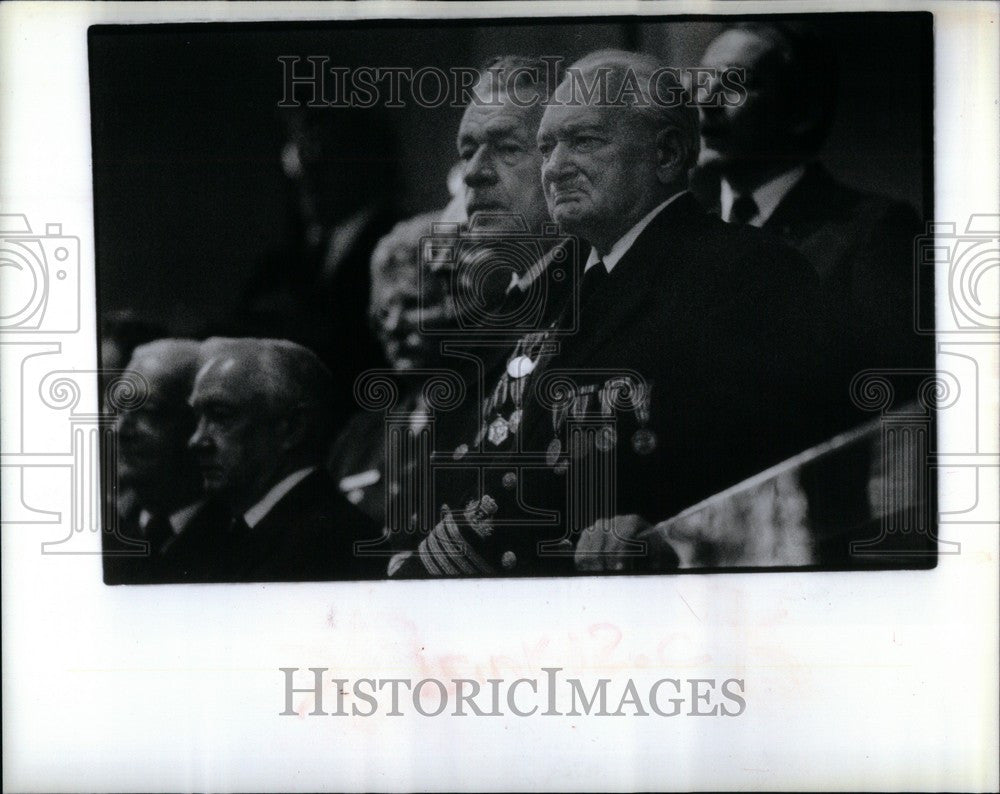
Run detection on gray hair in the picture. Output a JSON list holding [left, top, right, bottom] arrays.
[[477, 54, 558, 102], [561, 49, 700, 170], [197, 337, 334, 455], [128, 338, 202, 402]]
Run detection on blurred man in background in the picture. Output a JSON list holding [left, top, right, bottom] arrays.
[[105, 338, 226, 584], [328, 196, 462, 535], [694, 21, 932, 385], [235, 104, 400, 436]]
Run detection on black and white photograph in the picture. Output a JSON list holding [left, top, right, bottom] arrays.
[[92, 14, 938, 584], [1, 2, 997, 792]]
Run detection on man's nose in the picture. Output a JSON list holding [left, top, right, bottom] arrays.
[[695, 70, 726, 111], [463, 147, 496, 187], [542, 142, 576, 184]]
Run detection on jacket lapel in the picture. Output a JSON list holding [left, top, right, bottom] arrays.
[[555, 192, 704, 370], [762, 162, 830, 234]]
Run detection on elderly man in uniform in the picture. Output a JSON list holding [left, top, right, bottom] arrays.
[[189, 337, 378, 581], [105, 338, 226, 584], [329, 56, 566, 551], [392, 49, 829, 578], [445, 55, 577, 328], [694, 22, 932, 382]]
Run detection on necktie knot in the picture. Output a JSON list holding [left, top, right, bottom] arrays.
[[730, 193, 759, 226]]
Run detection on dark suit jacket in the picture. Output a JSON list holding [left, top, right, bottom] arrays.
[[405, 192, 838, 577], [715, 164, 933, 381], [103, 498, 230, 585], [223, 469, 383, 582]]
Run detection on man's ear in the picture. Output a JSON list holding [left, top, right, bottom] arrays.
[[655, 127, 686, 184]]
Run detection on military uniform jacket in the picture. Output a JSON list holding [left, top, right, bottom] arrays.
[[400, 193, 833, 578]]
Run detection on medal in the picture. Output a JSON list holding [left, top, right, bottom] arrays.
[[488, 416, 509, 446], [598, 384, 614, 416], [483, 387, 498, 419], [571, 388, 594, 418], [631, 382, 652, 425], [546, 437, 562, 466], [551, 399, 572, 435], [498, 374, 510, 408], [507, 408, 522, 434], [506, 355, 535, 379], [631, 428, 657, 455], [602, 376, 629, 411]]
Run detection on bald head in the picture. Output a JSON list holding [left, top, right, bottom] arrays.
[[189, 338, 333, 512]]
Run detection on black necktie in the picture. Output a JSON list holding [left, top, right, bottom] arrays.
[[729, 193, 759, 226], [579, 258, 609, 310]]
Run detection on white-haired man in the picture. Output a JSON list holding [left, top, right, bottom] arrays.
[[189, 338, 379, 581], [395, 49, 832, 577]]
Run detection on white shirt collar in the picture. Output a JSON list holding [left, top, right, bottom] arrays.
[[584, 190, 687, 274], [139, 500, 204, 536], [243, 466, 316, 529], [719, 165, 807, 227]]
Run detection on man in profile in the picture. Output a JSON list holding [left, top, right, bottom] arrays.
[[329, 57, 574, 566], [447, 55, 573, 317], [395, 49, 828, 577], [695, 22, 932, 378], [106, 338, 225, 584], [188, 337, 378, 581]]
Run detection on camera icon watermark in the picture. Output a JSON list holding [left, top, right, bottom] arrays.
[[0, 213, 80, 333], [420, 213, 579, 336], [915, 214, 999, 334]]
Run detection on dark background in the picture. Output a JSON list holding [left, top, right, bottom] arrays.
[[90, 13, 932, 336]]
